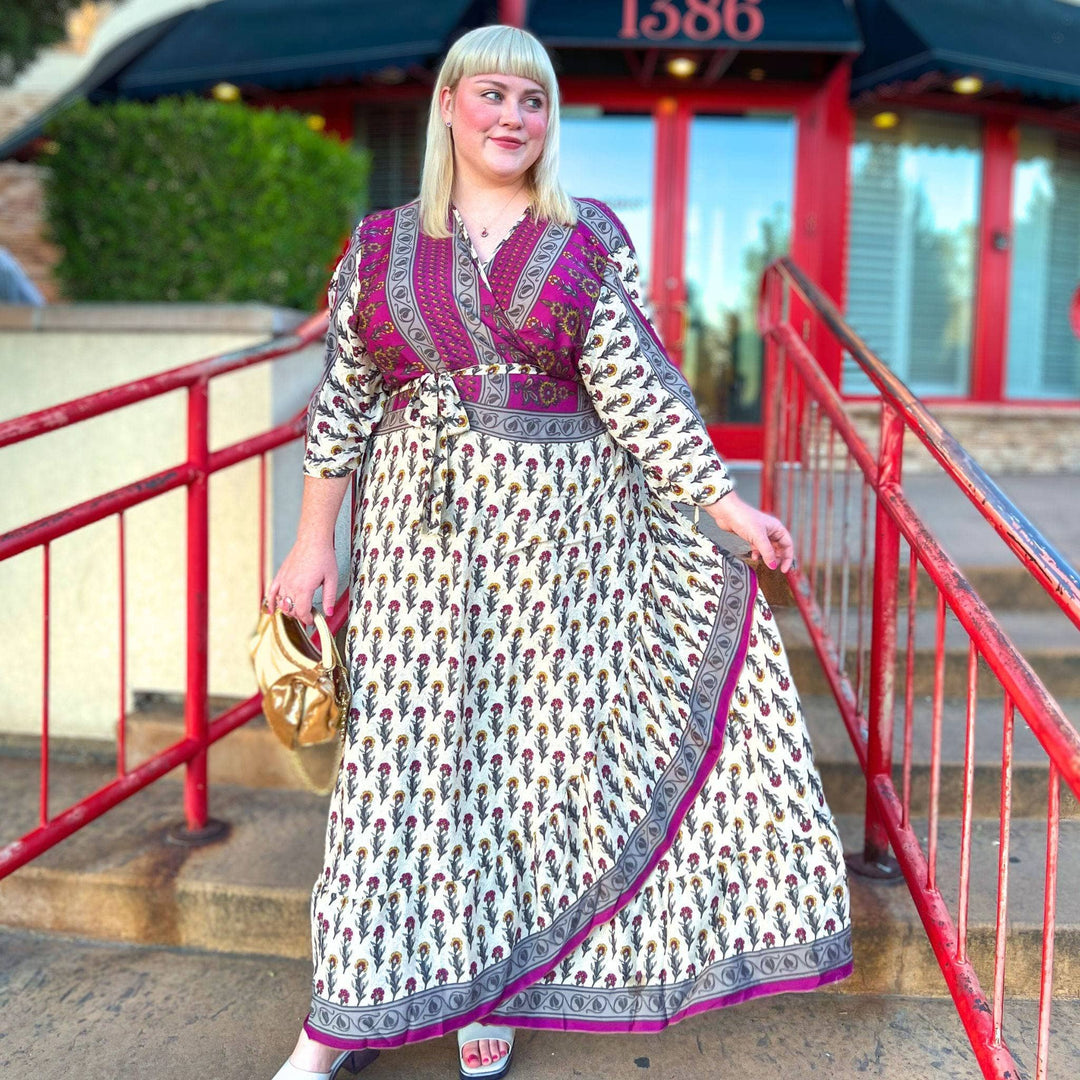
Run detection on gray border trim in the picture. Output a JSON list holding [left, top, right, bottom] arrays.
[[372, 400, 606, 442], [490, 927, 854, 1023], [384, 202, 444, 375], [573, 197, 631, 255], [504, 218, 573, 328]]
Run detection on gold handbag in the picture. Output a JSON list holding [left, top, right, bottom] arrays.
[[248, 603, 351, 794]]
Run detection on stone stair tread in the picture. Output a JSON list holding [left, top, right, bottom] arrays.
[[834, 813, 1080, 932], [801, 695, 1080, 768], [776, 604, 1080, 658], [1, 756, 327, 891], [727, 466, 1080, 570], [8, 927, 1077, 1080]]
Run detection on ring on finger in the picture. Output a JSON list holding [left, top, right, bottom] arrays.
[[283, 596, 295, 611]]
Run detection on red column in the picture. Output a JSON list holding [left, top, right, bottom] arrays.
[[650, 96, 689, 365], [971, 118, 1017, 402], [793, 57, 853, 391], [498, 0, 527, 27], [320, 96, 355, 144]]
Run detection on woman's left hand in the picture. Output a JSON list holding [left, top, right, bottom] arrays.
[[701, 491, 795, 573]]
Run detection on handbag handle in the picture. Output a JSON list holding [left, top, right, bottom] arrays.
[[267, 604, 338, 672]]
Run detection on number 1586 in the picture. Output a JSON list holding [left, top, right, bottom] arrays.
[[619, 0, 765, 43]]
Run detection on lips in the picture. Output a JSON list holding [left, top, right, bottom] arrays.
[[490, 137, 524, 149]]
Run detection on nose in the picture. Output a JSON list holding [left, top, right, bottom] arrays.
[[499, 97, 524, 129]]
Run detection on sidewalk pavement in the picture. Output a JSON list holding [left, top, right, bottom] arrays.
[[0, 927, 1027, 1080]]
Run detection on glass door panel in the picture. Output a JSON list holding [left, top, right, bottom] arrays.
[[559, 110, 656, 289], [844, 111, 981, 397], [683, 115, 795, 425], [1007, 128, 1080, 400]]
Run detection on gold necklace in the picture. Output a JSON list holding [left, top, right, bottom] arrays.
[[457, 183, 526, 238]]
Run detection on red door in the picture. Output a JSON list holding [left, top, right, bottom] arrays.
[[562, 67, 852, 462]]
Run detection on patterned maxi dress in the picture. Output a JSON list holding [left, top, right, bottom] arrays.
[[299, 197, 853, 1049]]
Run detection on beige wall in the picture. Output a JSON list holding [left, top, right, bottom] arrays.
[[0, 303, 320, 739]]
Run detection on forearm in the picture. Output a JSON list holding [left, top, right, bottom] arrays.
[[296, 473, 350, 548]]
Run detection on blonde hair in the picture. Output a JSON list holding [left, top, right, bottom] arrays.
[[418, 24, 577, 238]]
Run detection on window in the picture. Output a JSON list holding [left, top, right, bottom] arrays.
[[845, 111, 981, 397], [352, 101, 426, 212], [1007, 128, 1080, 400]]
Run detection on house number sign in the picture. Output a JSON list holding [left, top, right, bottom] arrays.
[[619, 0, 765, 42]]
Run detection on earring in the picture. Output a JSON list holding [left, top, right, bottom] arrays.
[[445, 120, 452, 128]]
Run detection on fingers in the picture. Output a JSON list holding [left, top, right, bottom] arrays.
[[263, 577, 312, 624], [770, 520, 795, 573], [751, 520, 778, 570], [323, 569, 338, 619]]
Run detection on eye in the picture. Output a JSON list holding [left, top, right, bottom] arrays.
[[526, 96, 545, 109], [482, 90, 502, 101]]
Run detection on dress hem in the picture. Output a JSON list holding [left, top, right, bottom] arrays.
[[304, 566, 759, 1051], [488, 956, 855, 1033], [303, 956, 854, 1048]]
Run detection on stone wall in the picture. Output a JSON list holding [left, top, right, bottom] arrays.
[[0, 91, 59, 301], [846, 402, 1080, 474]]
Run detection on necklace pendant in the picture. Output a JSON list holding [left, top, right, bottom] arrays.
[[480, 227, 489, 237]]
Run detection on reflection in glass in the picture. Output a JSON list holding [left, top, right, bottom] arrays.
[[560, 111, 655, 289], [1007, 129, 1080, 400], [683, 116, 794, 425], [845, 111, 980, 396]]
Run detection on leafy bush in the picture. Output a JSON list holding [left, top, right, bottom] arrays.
[[42, 96, 370, 308], [0, 0, 83, 86]]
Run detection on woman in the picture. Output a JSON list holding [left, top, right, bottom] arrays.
[[266, 23, 853, 1080]]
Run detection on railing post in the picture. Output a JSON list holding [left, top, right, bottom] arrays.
[[849, 401, 904, 880], [169, 375, 227, 846], [760, 268, 783, 515]]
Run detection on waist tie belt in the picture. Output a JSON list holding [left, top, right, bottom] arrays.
[[403, 370, 471, 530]]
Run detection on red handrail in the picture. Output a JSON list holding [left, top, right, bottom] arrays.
[[0, 310, 348, 876], [759, 255, 1080, 1080]]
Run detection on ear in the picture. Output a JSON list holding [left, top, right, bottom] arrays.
[[439, 84, 454, 126]]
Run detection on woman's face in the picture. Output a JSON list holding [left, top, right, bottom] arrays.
[[440, 72, 549, 189]]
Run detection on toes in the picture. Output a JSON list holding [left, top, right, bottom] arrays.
[[462, 1035, 510, 1069]]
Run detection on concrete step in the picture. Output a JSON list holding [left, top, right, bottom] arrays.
[[1, 756, 1077, 1001], [764, 562, 1068, 614], [802, 696, 1080, 820], [0, 701, 343, 795], [8, 929, 1077, 1080], [776, 605, 1080, 700], [82, 693, 1080, 821]]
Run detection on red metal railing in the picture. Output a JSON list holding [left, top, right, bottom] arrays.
[[759, 256, 1080, 1080], [0, 314, 347, 875]]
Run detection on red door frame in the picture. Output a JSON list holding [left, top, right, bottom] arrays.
[[562, 64, 852, 460]]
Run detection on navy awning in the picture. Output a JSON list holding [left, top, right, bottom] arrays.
[[852, 0, 1080, 103], [529, 0, 863, 53], [0, 0, 477, 159], [93, 0, 476, 98]]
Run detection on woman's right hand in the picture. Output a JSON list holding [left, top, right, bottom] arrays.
[[264, 540, 339, 626], [702, 491, 795, 574]]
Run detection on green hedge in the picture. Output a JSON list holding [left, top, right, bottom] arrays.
[[42, 96, 370, 308]]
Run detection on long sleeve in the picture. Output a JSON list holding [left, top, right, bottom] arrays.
[[302, 220, 390, 478], [578, 237, 734, 506]]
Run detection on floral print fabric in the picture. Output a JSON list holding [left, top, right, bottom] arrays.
[[298, 198, 852, 1049]]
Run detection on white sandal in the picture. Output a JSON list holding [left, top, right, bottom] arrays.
[[272, 1047, 379, 1079], [457, 1021, 515, 1080]]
